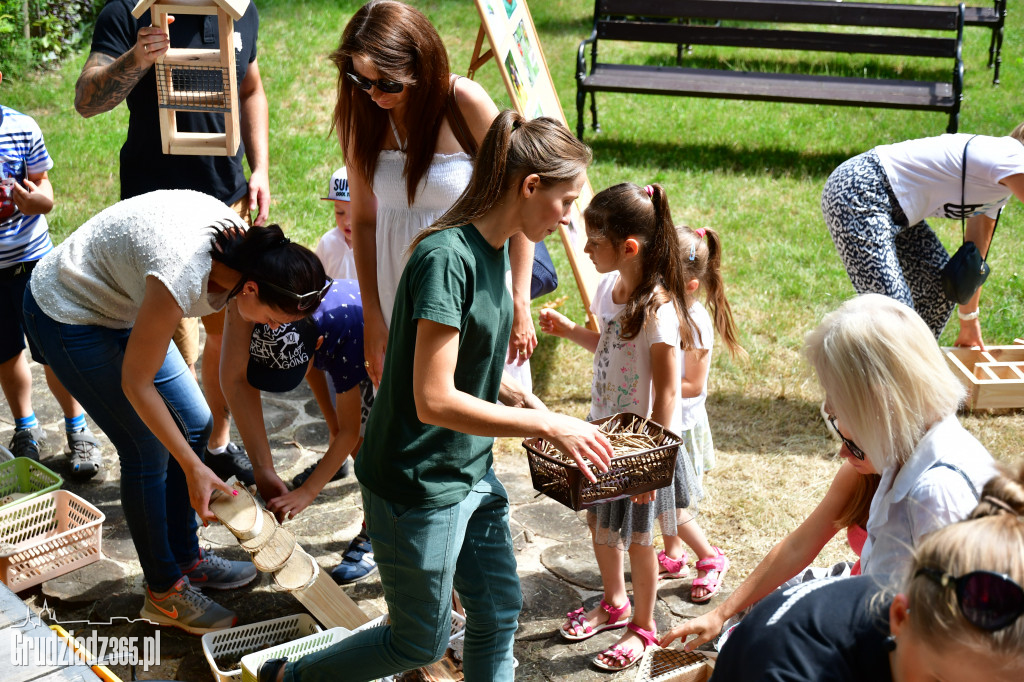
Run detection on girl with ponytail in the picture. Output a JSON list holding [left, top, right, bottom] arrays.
[[539, 182, 727, 671], [23, 190, 325, 635], [257, 111, 612, 682]]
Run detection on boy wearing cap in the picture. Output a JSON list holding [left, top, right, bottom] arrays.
[[221, 278, 378, 584], [316, 167, 357, 281]]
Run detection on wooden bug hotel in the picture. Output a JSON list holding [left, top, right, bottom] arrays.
[[131, 0, 247, 156], [943, 344, 1024, 411]]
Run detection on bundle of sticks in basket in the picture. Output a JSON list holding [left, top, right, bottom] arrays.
[[538, 414, 666, 465]]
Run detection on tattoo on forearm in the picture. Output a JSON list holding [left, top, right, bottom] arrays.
[[75, 51, 149, 116]]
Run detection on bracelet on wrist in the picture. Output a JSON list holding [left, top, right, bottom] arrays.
[[957, 309, 980, 321]]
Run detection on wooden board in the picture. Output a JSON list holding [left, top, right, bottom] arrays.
[[943, 345, 1024, 410], [470, 0, 600, 329]]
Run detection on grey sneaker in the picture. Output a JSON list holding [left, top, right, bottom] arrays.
[[179, 547, 257, 590], [8, 427, 44, 462], [140, 576, 237, 635], [66, 430, 102, 480]]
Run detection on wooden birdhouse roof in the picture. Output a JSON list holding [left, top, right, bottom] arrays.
[[132, 0, 249, 22]]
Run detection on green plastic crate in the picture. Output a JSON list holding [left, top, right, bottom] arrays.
[[0, 458, 62, 511], [240, 627, 351, 682]]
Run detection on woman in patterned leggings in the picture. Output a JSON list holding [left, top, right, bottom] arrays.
[[822, 123, 1024, 347]]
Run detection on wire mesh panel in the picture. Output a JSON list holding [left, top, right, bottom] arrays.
[[156, 63, 231, 112]]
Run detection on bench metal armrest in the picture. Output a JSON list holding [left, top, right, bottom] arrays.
[[577, 30, 598, 83]]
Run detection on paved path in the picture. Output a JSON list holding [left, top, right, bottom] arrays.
[[1, 358, 724, 681]]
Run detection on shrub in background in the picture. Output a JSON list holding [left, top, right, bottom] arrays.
[[0, 1, 100, 77]]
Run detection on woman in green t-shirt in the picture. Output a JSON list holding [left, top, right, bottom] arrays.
[[258, 112, 613, 682]]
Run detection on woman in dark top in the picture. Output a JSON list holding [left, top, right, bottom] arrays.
[[711, 465, 1024, 682]]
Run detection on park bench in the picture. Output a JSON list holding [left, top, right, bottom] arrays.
[[964, 0, 1006, 84], [575, 0, 966, 139]]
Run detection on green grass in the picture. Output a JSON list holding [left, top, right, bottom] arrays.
[[2, 0, 1022, 587]]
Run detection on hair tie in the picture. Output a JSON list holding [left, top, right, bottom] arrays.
[[275, 236, 291, 248], [643, 185, 654, 198], [694, 228, 707, 238], [512, 118, 522, 130], [983, 495, 1021, 517]]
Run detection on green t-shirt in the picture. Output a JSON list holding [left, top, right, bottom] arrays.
[[356, 224, 513, 507]]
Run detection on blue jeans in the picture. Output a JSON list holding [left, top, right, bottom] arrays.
[[22, 285, 211, 592], [287, 468, 522, 682]]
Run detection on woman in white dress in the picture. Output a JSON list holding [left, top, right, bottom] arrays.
[[329, 0, 538, 387]]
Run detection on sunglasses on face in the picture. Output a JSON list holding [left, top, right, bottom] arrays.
[[827, 415, 867, 460], [346, 70, 404, 94], [914, 567, 1024, 631], [259, 280, 331, 312]]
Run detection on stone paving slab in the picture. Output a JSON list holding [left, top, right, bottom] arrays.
[[0, 358, 723, 681]]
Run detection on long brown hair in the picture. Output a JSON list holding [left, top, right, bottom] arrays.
[[584, 183, 695, 349], [677, 226, 744, 357], [410, 111, 591, 250], [330, 1, 450, 205], [834, 473, 880, 530]]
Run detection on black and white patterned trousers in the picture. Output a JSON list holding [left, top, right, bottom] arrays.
[[822, 150, 955, 338]]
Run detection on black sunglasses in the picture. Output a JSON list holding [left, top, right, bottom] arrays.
[[259, 280, 331, 312], [915, 567, 1024, 631], [827, 415, 866, 460], [346, 70, 404, 94]]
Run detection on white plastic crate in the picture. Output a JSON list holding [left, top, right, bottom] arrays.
[[202, 613, 321, 682], [352, 610, 467, 681], [0, 489, 105, 592], [240, 627, 351, 682]]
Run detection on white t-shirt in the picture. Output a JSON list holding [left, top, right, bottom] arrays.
[[679, 301, 713, 432], [314, 227, 357, 281], [861, 415, 996, 578], [31, 190, 242, 328], [875, 133, 1024, 227], [589, 272, 682, 433]]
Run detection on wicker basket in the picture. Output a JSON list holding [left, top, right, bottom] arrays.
[[633, 647, 712, 682], [524, 412, 680, 511], [0, 490, 105, 592], [202, 614, 321, 682], [0, 458, 62, 511]]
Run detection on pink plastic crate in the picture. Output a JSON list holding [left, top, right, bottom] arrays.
[[0, 490, 105, 592]]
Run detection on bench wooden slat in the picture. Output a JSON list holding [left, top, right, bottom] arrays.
[[599, 23, 958, 58], [963, 6, 1001, 25], [582, 62, 956, 110], [597, 0, 962, 30]]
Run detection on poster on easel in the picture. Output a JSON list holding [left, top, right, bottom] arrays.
[[470, 0, 600, 329]]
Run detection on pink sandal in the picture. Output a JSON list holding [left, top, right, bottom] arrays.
[[691, 546, 730, 604], [560, 598, 629, 641], [593, 622, 658, 671], [657, 549, 690, 579]]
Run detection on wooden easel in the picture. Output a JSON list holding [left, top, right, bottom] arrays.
[[131, 0, 243, 156], [468, 1, 600, 330]]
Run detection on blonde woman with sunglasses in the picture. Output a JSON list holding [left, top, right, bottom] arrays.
[[662, 293, 996, 652], [707, 464, 1024, 682]]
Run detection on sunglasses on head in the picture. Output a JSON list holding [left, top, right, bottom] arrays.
[[346, 70, 404, 94], [259, 280, 331, 312], [827, 415, 866, 460], [915, 567, 1024, 631]]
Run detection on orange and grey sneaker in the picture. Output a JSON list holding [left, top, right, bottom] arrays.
[[140, 576, 237, 635]]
